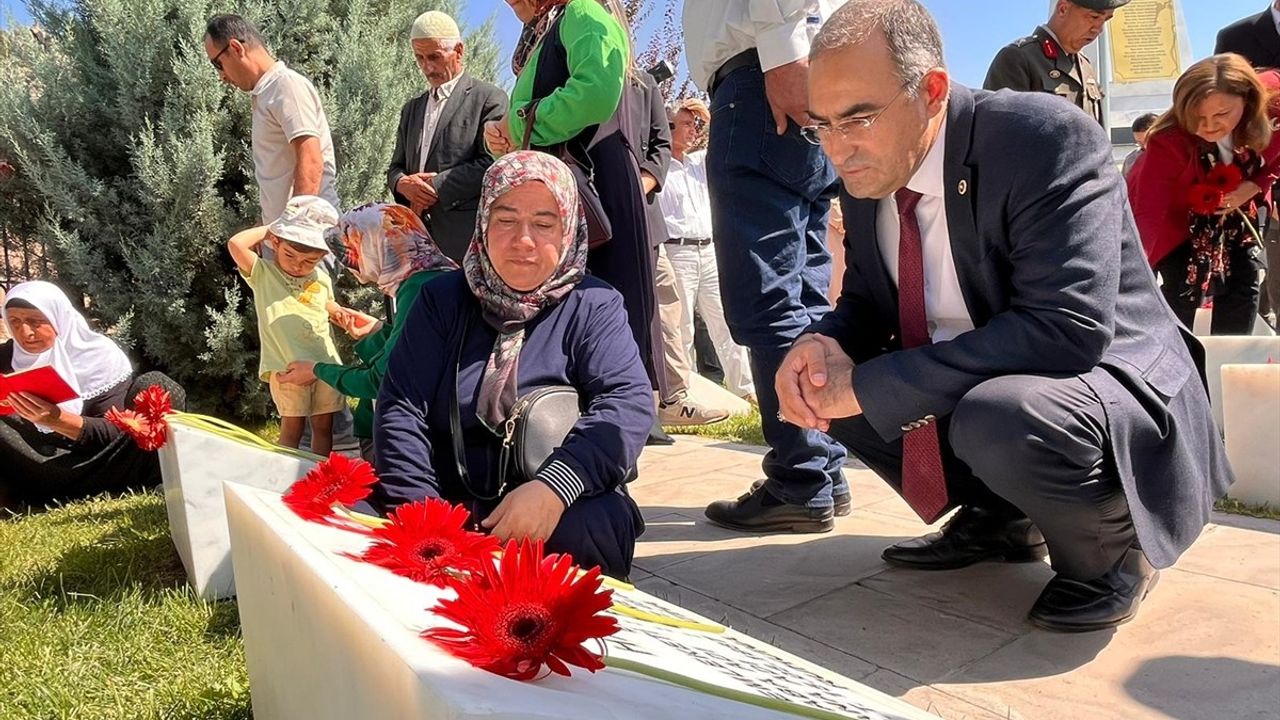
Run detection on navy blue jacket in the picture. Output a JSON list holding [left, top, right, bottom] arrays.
[[809, 84, 1232, 569], [369, 272, 654, 516]]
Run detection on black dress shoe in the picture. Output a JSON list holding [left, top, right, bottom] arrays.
[[881, 505, 1047, 570], [1028, 548, 1159, 633], [705, 484, 834, 533], [749, 478, 851, 517], [646, 421, 675, 446]]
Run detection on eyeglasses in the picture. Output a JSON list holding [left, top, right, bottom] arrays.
[[800, 85, 909, 146], [210, 42, 232, 72]]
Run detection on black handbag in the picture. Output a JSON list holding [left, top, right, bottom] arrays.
[[450, 312, 581, 500], [518, 98, 613, 248]]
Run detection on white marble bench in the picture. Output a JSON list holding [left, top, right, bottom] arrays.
[[1222, 364, 1280, 508], [1197, 336, 1280, 431], [157, 417, 318, 600], [224, 482, 938, 720]]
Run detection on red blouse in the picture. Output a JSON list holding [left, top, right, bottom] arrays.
[[1126, 69, 1280, 267]]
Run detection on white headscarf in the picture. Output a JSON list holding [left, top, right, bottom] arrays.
[[3, 281, 133, 417]]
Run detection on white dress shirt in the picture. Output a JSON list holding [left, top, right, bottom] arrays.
[[683, 0, 847, 91], [1271, 3, 1280, 36], [658, 151, 715, 240], [418, 74, 462, 172], [874, 117, 975, 343]]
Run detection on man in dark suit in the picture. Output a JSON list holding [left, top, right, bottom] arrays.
[[1215, 3, 1280, 69], [386, 11, 507, 261], [775, 0, 1232, 632]]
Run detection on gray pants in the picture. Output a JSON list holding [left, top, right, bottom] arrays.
[[828, 374, 1135, 581]]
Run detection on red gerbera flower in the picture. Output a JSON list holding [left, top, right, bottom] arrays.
[[106, 407, 151, 439], [355, 498, 500, 588], [283, 453, 379, 523], [423, 540, 618, 681], [133, 385, 172, 421], [1187, 183, 1224, 215], [1205, 163, 1244, 192]]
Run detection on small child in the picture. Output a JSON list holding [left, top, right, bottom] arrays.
[[228, 196, 345, 454]]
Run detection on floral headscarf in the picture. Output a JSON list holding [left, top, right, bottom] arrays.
[[324, 203, 458, 297], [511, 0, 570, 76], [463, 151, 588, 431]]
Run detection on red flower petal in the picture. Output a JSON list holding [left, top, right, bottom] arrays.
[[355, 498, 500, 588], [422, 540, 618, 681], [283, 453, 378, 523], [1187, 183, 1223, 215], [1205, 163, 1244, 192]]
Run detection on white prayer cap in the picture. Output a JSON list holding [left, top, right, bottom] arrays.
[[410, 11, 460, 42], [268, 196, 339, 251]]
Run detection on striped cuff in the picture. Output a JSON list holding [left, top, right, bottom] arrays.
[[536, 459, 586, 508]]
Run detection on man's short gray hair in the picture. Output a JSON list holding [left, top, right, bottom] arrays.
[[810, 0, 944, 96]]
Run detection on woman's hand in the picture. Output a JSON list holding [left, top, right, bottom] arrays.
[[484, 119, 515, 157], [276, 362, 318, 386], [480, 481, 565, 543], [1219, 181, 1261, 213], [328, 303, 382, 340], [5, 392, 83, 439]]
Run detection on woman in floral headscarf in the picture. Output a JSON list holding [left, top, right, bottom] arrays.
[[368, 152, 653, 579], [276, 203, 458, 458]]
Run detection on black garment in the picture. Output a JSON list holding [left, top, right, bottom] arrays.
[[386, 73, 509, 261], [0, 341, 186, 504], [830, 375, 1135, 581], [1155, 237, 1264, 334], [1215, 10, 1280, 70], [528, 14, 658, 388]]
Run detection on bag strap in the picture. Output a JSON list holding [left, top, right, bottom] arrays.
[[450, 307, 503, 501]]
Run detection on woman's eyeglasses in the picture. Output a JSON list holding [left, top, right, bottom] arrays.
[[800, 86, 908, 146]]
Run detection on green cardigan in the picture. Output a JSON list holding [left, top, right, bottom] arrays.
[[506, 0, 628, 148], [314, 269, 447, 439]]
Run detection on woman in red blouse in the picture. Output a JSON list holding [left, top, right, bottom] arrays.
[[1127, 54, 1280, 334]]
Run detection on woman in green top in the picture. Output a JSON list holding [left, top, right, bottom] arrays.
[[277, 203, 457, 459], [486, 0, 658, 389]]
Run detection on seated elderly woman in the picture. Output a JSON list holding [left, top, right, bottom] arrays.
[[370, 151, 654, 579], [0, 281, 185, 507], [276, 203, 458, 460]]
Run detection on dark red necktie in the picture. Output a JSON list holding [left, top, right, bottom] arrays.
[[894, 188, 950, 523]]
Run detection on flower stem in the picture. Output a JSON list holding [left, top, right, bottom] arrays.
[[605, 656, 870, 720]]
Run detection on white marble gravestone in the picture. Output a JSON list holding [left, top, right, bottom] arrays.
[[1197, 336, 1280, 431], [158, 418, 318, 600], [1221, 364, 1280, 508], [224, 482, 939, 720], [1192, 308, 1275, 337]]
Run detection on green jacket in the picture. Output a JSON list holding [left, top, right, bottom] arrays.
[[983, 26, 1104, 126], [314, 269, 447, 438], [506, 0, 628, 148]]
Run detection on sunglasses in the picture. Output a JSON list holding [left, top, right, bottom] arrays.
[[210, 42, 232, 72]]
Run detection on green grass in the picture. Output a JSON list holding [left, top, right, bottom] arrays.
[[0, 492, 250, 720], [666, 408, 766, 447], [1214, 496, 1280, 521]]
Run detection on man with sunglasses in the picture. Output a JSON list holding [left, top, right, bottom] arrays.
[[777, 0, 1230, 632], [204, 14, 339, 227]]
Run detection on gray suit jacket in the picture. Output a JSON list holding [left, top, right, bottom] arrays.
[[387, 73, 508, 261], [809, 84, 1232, 569]]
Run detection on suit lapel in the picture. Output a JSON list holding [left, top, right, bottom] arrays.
[[1252, 11, 1280, 65], [941, 84, 994, 327], [426, 74, 473, 169], [847, 196, 897, 318], [405, 90, 429, 174]]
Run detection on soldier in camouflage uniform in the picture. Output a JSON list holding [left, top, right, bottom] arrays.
[[983, 0, 1130, 126]]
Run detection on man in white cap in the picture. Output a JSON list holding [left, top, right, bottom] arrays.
[[228, 196, 347, 454], [387, 10, 507, 261]]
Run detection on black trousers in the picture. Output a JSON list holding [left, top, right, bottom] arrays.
[[1156, 240, 1264, 335], [828, 374, 1136, 581]]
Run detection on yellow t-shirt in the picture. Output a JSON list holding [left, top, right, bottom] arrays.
[[242, 258, 342, 382]]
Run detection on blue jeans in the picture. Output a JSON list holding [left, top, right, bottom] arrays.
[[707, 62, 847, 509]]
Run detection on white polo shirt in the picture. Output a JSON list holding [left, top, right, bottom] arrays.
[[251, 61, 340, 223]]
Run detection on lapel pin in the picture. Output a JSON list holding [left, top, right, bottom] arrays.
[[957, 179, 968, 195], [1049, 69, 1062, 79]]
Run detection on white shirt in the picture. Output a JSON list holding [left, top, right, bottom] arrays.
[[418, 74, 462, 172], [1271, 3, 1280, 36], [251, 61, 340, 223], [683, 0, 846, 91], [874, 117, 975, 343], [658, 151, 715, 240]]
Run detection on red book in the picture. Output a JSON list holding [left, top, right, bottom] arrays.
[[0, 366, 78, 415]]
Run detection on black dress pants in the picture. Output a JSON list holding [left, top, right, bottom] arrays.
[[1156, 240, 1263, 335], [828, 374, 1136, 581]]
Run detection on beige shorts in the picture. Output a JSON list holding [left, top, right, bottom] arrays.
[[268, 374, 346, 418]]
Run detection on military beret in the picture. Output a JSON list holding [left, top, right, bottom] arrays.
[[1067, 0, 1130, 10]]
